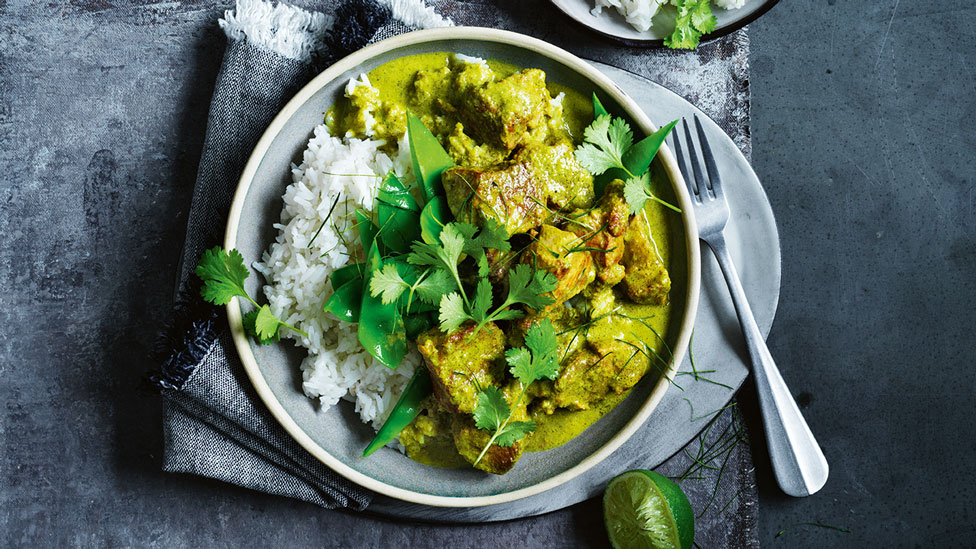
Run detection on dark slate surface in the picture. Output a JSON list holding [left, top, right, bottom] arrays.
[[1, 0, 974, 547]]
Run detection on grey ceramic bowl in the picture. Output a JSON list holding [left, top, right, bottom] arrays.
[[224, 27, 700, 507]]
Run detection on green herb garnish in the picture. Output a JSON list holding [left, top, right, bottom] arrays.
[[196, 246, 307, 344], [575, 113, 680, 214], [665, 0, 718, 50], [370, 220, 556, 335], [471, 319, 560, 466]]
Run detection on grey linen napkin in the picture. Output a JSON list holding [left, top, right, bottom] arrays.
[[156, 0, 757, 535]]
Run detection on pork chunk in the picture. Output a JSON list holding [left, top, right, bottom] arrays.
[[567, 180, 630, 285], [458, 69, 551, 150], [416, 323, 506, 414], [521, 225, 595, 312], [619, 216, 671, 304]]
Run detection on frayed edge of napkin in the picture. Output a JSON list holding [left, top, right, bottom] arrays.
[[152, 277, 219, 391], [219, 0, 334, 63], [376, 0, 453, 29]]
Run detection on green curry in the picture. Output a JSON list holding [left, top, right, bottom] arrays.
[[330, 53, 673, 474]]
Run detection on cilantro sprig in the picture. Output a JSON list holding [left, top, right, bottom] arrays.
[[369, 262, 454, 310], [471, 319, 560, 466], [369, 220, 557, 335], [196, 246, 307, 344], [574, 113, 681, 215], [665, 0, 718, 50]]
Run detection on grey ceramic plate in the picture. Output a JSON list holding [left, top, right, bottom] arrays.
[[223, 28, 703, 507], [369, 61, 781, 521], [549, 0, 780, 46]]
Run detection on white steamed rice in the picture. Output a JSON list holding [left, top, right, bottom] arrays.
[[591, 0, 744, 33], [254, 76, 421, 433]]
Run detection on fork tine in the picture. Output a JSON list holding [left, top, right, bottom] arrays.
[[682, 118, 708, 198], [670, 123, 696, 198], [693, 114, 722, 196]]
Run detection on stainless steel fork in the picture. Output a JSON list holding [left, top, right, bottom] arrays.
[[672, 115, 829, 497]]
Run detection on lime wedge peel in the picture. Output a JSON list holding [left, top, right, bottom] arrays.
[[603, 470, 695, 549]]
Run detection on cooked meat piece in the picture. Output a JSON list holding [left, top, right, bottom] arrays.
[[410, 66, 454, 112], [451, 380, 530, 475], [440, 140, 595, 236], [452, 416, 523, 475], [619, 216, 671, 304], [416, 323, 506, 414], [541, 333, 652, 411], [549, 348, 616, 410], [513, 142, 594, 211], [445, 123, 508, 170], [442, 162, 546, 236], [566, 180, 630, 286], [508, 301, 586, 355], [521, 225, 595, 312], [588, 336, 650, 395], [459, 69, 551, 150]]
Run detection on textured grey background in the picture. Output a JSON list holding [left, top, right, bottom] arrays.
[[1, 0, 974, 547]]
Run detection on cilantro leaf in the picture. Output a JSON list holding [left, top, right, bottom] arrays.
[[494, 421, 537, 447], [608, 116, 634, 156], [505, 263, 558, 312], [243, 309, 280, 345], [196, 246, 250, 305], [476, 253, 491, 278], [438, 224, 467, 267], [254, 304, 283, 342], [524, 319, 560, 380], [623, 173, 651, 216], [574, 114, 633, 176], [504, 347, 533, 380], [415, 269, 454, 305], [438, 292, 471, 333], [473, 386, 509, 431], [466, 219, 511, 254], [623, 171, 682, 215], [689, 0, 717, 33], [457, 219, 511, 278], [471, 278, 493, 323], [470, 319, 559, 466], [508, 319, 560, 384], [369, 263, 409, 305], [406, 223, 465, 271]]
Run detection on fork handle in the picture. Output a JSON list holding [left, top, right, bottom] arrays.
[[705, 235, 829, 497]]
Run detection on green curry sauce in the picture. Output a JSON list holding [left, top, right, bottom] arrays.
[[332, 53, 673, 469]]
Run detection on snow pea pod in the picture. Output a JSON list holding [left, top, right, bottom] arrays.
[[358, 242, 406, 369], [592, 92, 609, 118], [419, 195, 452, 245], [332, 262, 366, 288], [323, 263, 366, 322], [323, 279, 362, 322], [621, 119, 678, 176], [355, 208, 378, 252], [375, 172, 421, 253], [595, 116, 678, 196], [362, 366, 432, 457], [407, 113, 454, 203]]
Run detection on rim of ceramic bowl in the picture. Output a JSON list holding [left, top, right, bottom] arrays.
[[224, 26, 701, 508]]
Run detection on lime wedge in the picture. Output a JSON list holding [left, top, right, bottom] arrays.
[[603, 470, 695, 549]]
